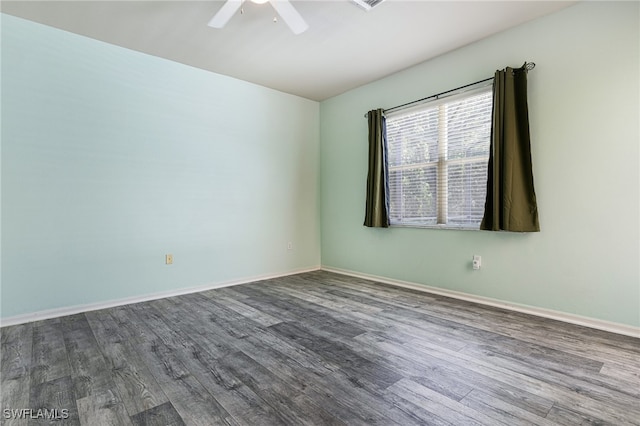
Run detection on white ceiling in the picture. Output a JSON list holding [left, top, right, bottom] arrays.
[[1, 0, 577, 101]]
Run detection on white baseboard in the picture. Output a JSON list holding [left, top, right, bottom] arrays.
[[0, 265, 321, 327], [321, 266, 640, 338], [4, 264, 638, 338]]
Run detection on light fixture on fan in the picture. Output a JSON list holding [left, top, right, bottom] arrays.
[[208, 0, 309, 35]]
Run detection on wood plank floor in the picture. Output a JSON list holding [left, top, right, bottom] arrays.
[[1, 270, 639, 425]]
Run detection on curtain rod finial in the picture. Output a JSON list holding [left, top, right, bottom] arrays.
[[525, 62, 536, 71]]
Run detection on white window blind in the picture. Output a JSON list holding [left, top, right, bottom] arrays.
[[386, 86, 492, 229]]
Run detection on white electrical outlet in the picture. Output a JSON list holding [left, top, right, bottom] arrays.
[[287, 242, 293, 250], [472, 255, 481, 270]]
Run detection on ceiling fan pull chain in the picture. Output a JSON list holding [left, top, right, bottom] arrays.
[[208, 0, 308, 34]]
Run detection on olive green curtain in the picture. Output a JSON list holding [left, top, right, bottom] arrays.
[[364, 109, 390, 228], [481, 64, 540, 232]]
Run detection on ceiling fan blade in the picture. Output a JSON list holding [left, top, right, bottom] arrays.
[[270, 0, 309, 35], [208, 0, 243, 28]]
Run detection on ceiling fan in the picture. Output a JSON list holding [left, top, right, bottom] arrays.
[[208, 0, 309, 35]]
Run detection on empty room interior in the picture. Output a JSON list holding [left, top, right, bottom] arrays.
[[1, 0, 639, 425]]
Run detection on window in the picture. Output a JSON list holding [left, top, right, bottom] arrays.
[[386, 85, 492, 229]]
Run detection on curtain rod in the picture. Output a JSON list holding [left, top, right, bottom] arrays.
[[364, 62, 536, 118]]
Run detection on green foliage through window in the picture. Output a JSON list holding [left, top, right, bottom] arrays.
[[386, 86, 492, 228]]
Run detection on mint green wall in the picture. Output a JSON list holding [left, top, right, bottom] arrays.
[[1, 15, 320, 319], [3, 3, 639, 328], [320, 2, 640, 327]]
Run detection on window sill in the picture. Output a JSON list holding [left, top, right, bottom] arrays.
[[390, 223, 482, 231]]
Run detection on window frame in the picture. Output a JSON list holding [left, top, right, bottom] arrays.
[[385, 83, 493, 230]]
